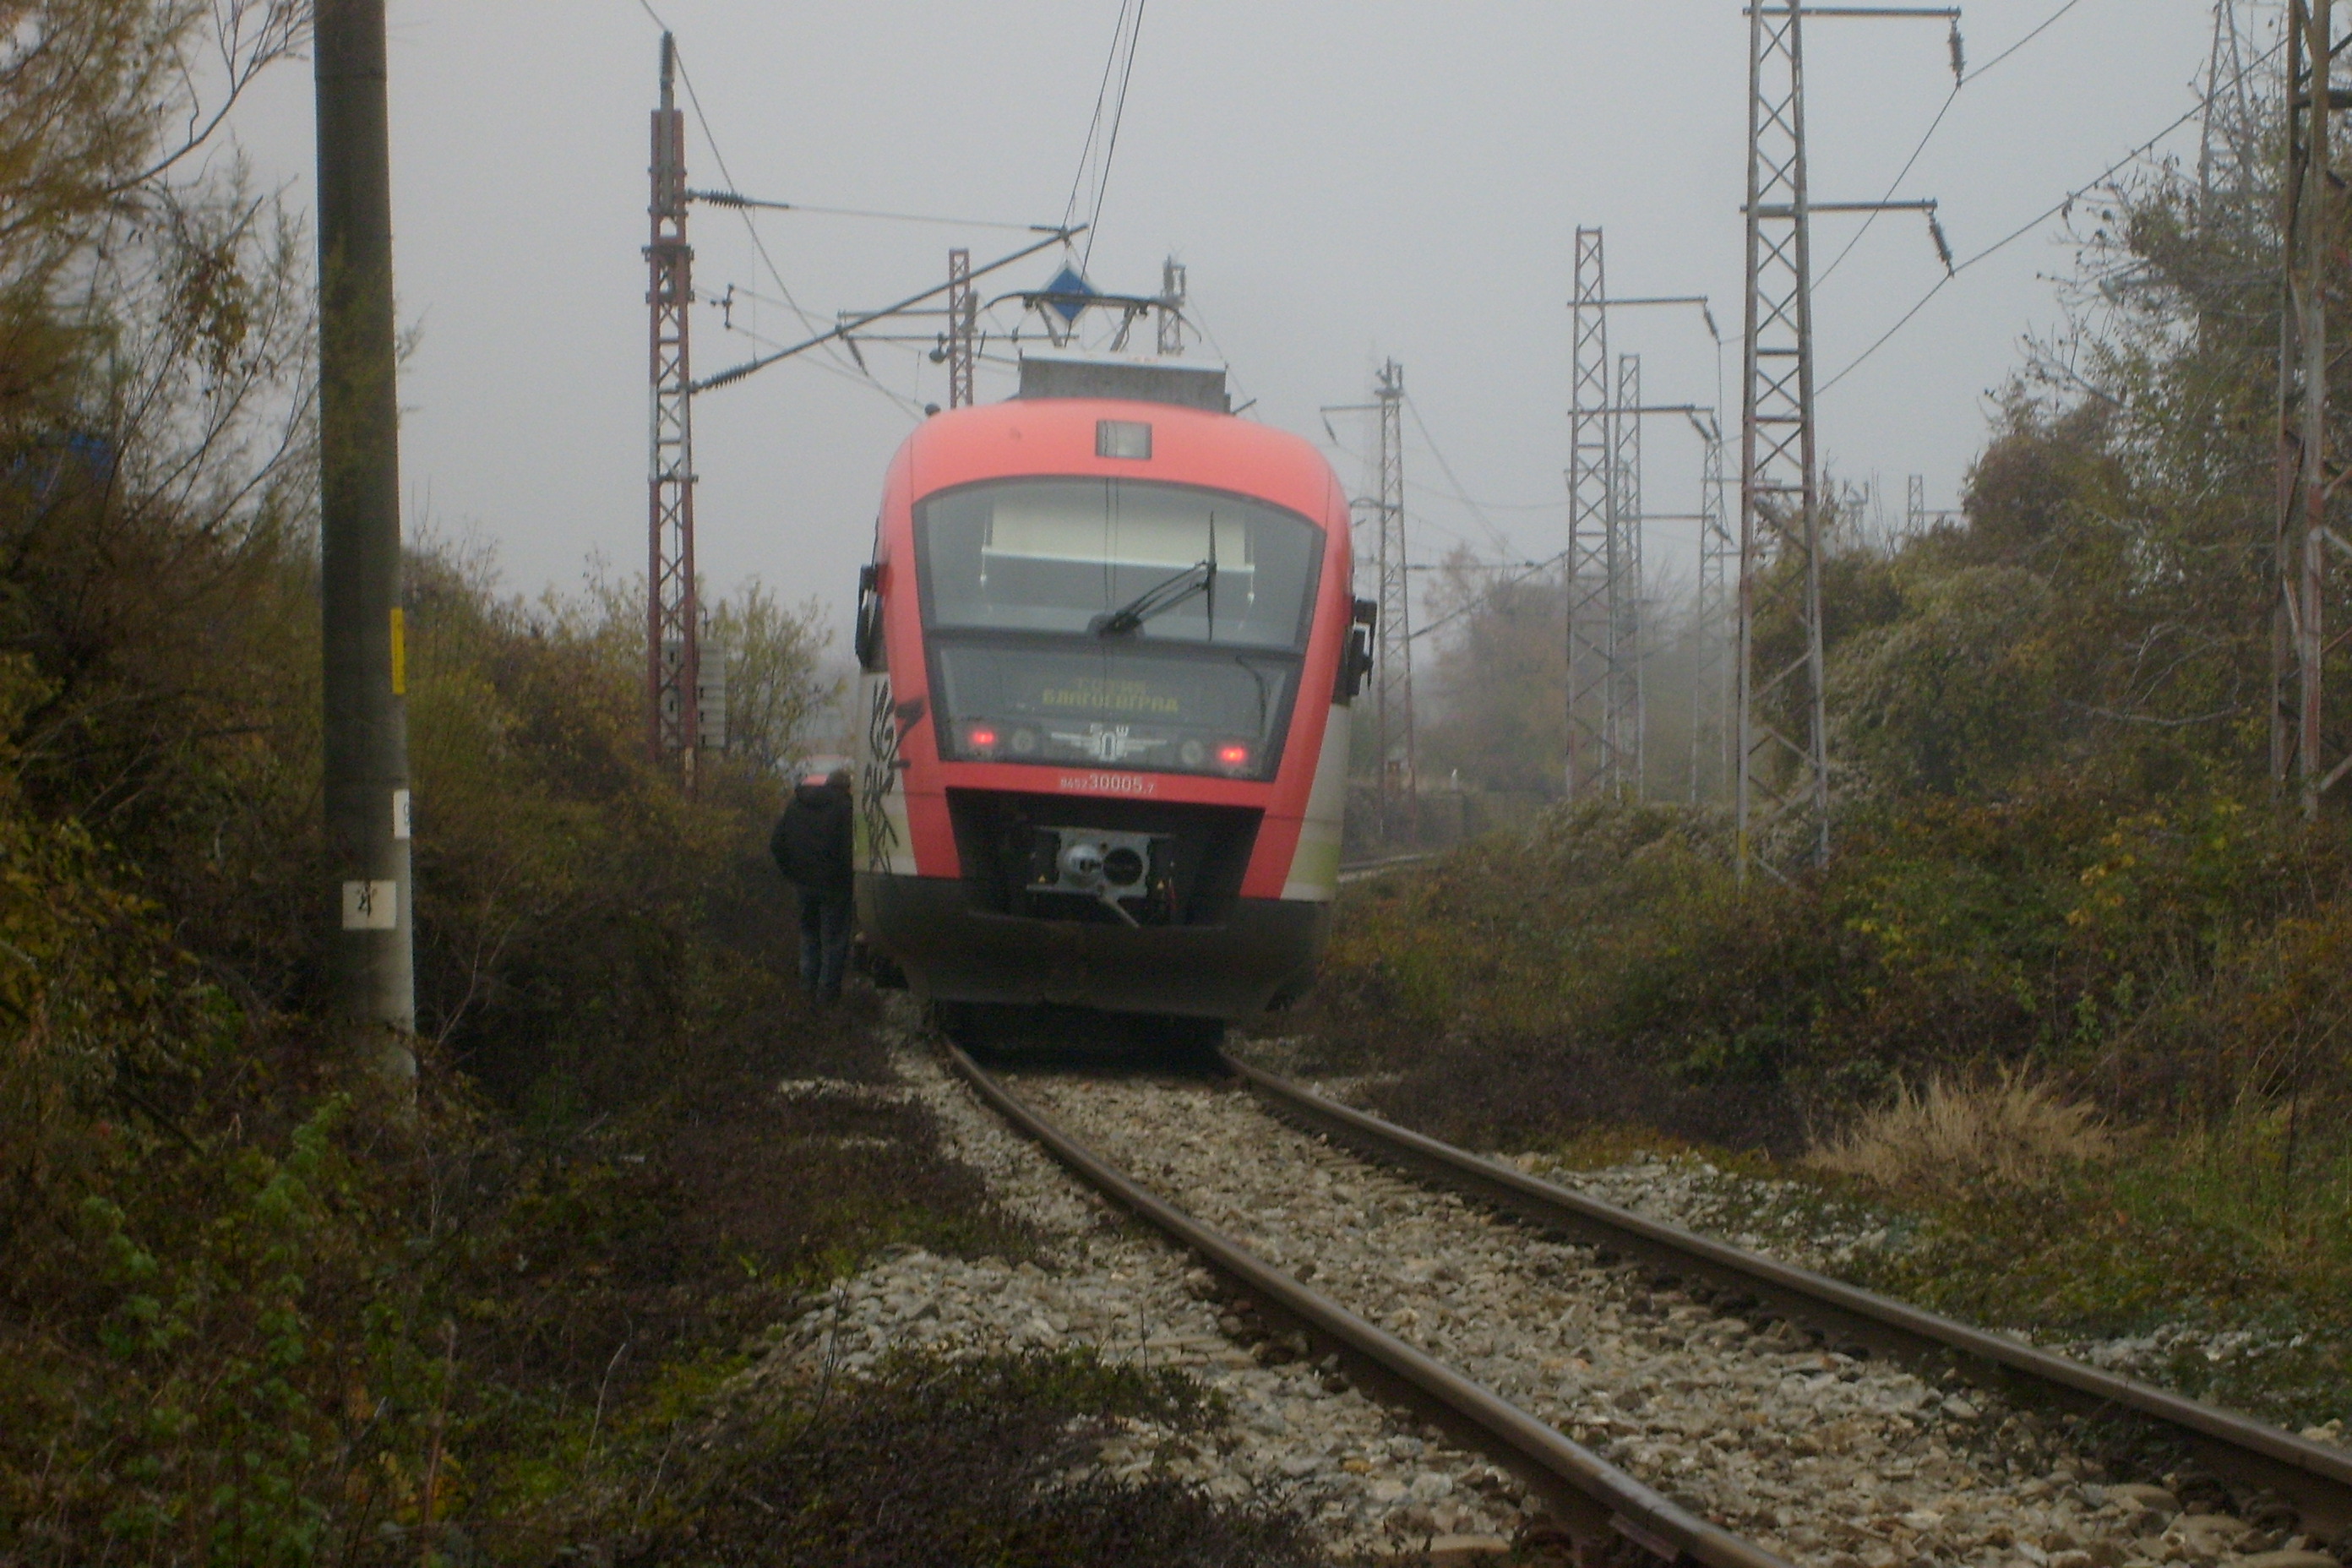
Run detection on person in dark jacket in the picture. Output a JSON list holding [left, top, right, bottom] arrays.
[[770, 765, 855, 1003]]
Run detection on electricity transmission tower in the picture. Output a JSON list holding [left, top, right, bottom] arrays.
[[945, 248, 976, 408], [1372, 361, 1418, 841], [1693, 414, 1734, 805], [1565, 238, 1717, 805], [1738, 0, 1956, 879], [1613, 353, 1647, 793], [2200, 0, 2260, 211], [646, 33, 700, 772], [1565, 228, 1621, 801], [1905, 474, 1961, 531], [2275, 0, 2348, 814]]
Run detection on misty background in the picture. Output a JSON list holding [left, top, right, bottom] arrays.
[[219, 0, 2218, 709]]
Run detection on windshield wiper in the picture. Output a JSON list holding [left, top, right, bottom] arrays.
[[1093, 519, 1220, 640], [1092, 558, 1211, 638]]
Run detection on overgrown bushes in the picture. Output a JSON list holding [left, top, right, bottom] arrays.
[[1292, 781, 2352, 1141], [0, 8, 1049, 1557]]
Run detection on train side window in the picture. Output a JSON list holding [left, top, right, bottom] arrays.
[[855, 563, 886, 672]]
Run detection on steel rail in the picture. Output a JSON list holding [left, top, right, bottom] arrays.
[[944, 1045, 1793, 1568], [1224, 1054, 2352, 1535]]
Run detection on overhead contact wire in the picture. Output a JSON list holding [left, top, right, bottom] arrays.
[[1083, 0, 1147, 272], [1818, 0, 2094, 288], [638, 14, 926, 419], [1821, 36, 2278, 399]]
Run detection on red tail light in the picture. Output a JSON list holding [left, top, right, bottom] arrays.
[[1217, 743, 1251, 770], [966, 724, 999, 754]]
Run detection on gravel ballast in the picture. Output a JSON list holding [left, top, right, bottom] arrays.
[[754, 1047, 1528, 1560], [1014, 1070, 2342, 1568]]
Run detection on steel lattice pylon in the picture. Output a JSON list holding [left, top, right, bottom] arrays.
[[1372, 360, 1418, 841], [2274, 0, 2349, 814], [1692, 414, 1734, 804], [1158, 259, 1186, 356], [946, 248, 976, 409], [1565, 227, 1623, 800], [1739, 0, 1831, 879], [1612, 352, 1646, 796], [645, 34, 700, 769]]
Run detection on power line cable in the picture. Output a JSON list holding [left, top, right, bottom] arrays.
[[1409, 550, 1571, 645], [1403, 393, 1518, 554], [1061, 0, 1132, 234], [1177, 288, 1254, 415], [1818, 59, 2265, 398], [638, 14, 926, 420], [1083, 0, 1147, 272], [688, 191, 1059, 232], [1320, 428, 1563, 515], [1817, 0, 2094, 288]]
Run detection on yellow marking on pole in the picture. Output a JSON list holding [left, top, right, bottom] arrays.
[[390, 607, 406, 695]]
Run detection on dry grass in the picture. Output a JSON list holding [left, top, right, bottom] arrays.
[[1808, 1072, 2116, 1195]]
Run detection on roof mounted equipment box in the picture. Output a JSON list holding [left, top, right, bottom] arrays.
[[1016, 354, 1230, 414]]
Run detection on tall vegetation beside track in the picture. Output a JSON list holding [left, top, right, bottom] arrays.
[[1280, 99, 2352, 1425], [0, 6, 1108, 1564]]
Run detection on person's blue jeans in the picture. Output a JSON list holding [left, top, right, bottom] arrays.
[[798, 887, 852, 1003]]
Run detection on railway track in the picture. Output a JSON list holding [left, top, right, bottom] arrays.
[[948, 1045, 2352, 1568]]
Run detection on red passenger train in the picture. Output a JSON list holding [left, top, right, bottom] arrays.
[[850, 354, 1372, 1037]]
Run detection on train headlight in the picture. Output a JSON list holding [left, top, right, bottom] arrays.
[[1179, 738, 1205, 769], [1010, 727, 1038, 755]]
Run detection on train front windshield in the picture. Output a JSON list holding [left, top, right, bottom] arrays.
[[915, 478, 1325, 780]]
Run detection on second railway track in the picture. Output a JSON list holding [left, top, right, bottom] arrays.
[[954, 1045, 2352, 1568]]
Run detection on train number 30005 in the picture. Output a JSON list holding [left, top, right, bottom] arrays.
[[1056, 771, 1159, 798]]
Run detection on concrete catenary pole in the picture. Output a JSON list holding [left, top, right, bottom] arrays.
[[314, 0, 415, 1085]]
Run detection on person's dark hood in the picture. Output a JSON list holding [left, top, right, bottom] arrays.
[[796, 780, 847, 808]]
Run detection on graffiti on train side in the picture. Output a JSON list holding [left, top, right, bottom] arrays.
[[861, 678, 924, 874]]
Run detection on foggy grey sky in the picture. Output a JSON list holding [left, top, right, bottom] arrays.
[[226, 0, 2222, 646]]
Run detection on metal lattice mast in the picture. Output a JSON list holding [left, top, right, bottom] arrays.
[[646, 34, 700, 769], [1374, 360, 1418, 841], [1158, 258, 1187, 356], [2201, 0, 2258, 212], [1612, 352, 1646, 797], [2275, 0, 2343, 813], [946, 248, 976, 408], [1693, 415, 1734, 805], [1739, 0, 1829, 879], [1565, 227, 1620, 801], [1736, 2, 1953, 875]]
